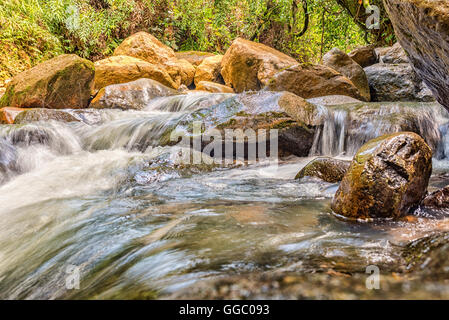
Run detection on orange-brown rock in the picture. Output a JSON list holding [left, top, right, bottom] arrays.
[[93, 55, 177, 91], [331, 132, 432, 220], [177, 59, 196, 87], [113, 32, 195, 88], [194, 55, 224, 86], [0, 107, 25, 124], [175, 51, 215, 67], [267, 64, 364, 100], [195, 81, 234, 93], [348, 45, 378, 68], [221, 38, 298, 92]]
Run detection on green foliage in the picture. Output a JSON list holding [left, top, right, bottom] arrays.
[[0, 0, 371, 82]]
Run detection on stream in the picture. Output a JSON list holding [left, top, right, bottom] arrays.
[[1, 92, 449, 299]]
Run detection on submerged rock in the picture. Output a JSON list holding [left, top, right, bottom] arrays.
[[0, 138, 18, 184], [306, 95, 361, 106], [384, 0, 449, 110], [323, 48, 371, 101], [13, 109, 80, 124], [421, 186, 449, 209], [364, 63, 434, 102], [93, 55, 177, 91], [295, 157, 350, 183], [90, 78, 178, 110], [348, 45, 378, 68], [194, 55, 224, 86], [0, 54, 95, 109], [175, 51, 215, 67], [332, 132, 432, 220], [195, 81, 234, 93], [0, 107, 25, 124]]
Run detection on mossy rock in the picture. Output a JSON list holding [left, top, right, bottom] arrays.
[[13, 108, 80, 124], [295, 157, 350, 183], [331, 132, 432, 220], [0, 54, 94, 109]]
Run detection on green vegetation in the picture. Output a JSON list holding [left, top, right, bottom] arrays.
[[0, 0, 389, 82]]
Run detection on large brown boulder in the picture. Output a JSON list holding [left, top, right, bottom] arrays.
[[113, 32, 194, 88], [175, 51, 215, 67], [0, 54, 95, 109], [194, 55, 224, 86], [93, 55, 177, 92], [220, 38, 298, 92], [90, 78, 177, 110], [421, 186, 449, 209], [383, 0, 449, 109], [323, 48, 370, 101], [267, 64, 364, 100], [331, 132, 432, 220]]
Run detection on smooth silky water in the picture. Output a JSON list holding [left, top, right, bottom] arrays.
[[1, 92, 449, 299]]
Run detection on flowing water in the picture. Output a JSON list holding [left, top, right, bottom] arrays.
[[1, 92, 449, 299]]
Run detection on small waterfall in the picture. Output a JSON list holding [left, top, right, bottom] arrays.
[[309, 102, 449, 157]]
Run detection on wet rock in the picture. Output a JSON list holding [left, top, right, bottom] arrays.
[[403, 232, 449, 279], [295, 157, 350, 183], [306, 95, 361, 106], [220, 38, 298, 92], [377, 42, 409, 64], [384, 0, 449, 110], [90, 78, 178, 110], [0, 54, 95, 109], [168, 91, 321, 158], [195, 81, 234, 94], [364, 63, 435, 102], [323, 48, 371, 101], [13, 109, 80, 124], [332, 132, 432, 220], [0, 107, 25, 124], [267, 64, 364, 101], [113, 32, 193, 88], [175, 51, 215, 67], [421, 186, 449, 209], [93, 55, 177, 92], [0, 138, 18, 184], [194, 55, 224, 86], [348, 45, 378, 68]]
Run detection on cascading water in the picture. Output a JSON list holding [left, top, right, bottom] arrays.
[[2, 91, 449, 299]]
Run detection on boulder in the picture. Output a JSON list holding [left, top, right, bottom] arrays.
[[177, 59, 196, 87], [113, 32, 194, 88], [0, 54, 95, 109], [194, 55, 224, 86], [383, 0, 449, 109], [175, 51, 215, 67], [295, 157, 350, 183], [195, 81, 234, 93], [90, 78, 178, 110], [348, 45, 378, 68], [421, 186, 449, 209], [166, 91, 322, 158], [323, 48, 371, 101], [331, 132, 432, 220], [220, 38, 298, 92], [0, 107, 25, 124], [364, 63, 434, 102], [267, 64, 364, 100], [377, 42, 409, 64], [93, 55, 177, 91], [13, 108, 80, 124]]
